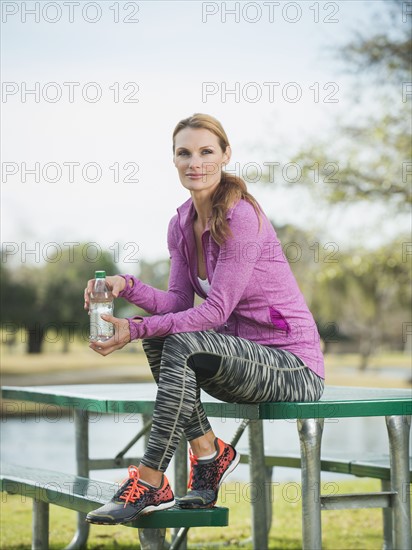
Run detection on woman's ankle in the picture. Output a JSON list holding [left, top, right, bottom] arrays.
[[138, 464, 163, 487], [189, 431, 217, 458]]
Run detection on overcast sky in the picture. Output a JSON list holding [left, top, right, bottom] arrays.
[[1, 0, 410, 273]]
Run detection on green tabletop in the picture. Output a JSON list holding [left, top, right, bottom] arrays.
[[2, 384, 411, 419]]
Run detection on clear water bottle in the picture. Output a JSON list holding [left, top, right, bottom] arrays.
[[89, 270, 114, 342]]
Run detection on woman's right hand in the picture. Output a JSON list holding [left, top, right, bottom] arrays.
[[84, 275, 126, 310]]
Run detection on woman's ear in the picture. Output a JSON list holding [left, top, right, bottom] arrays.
[[222, 145, 232, 166]]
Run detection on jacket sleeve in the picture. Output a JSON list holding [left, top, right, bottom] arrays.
[[127, 201, 261, 340], [118, 215, 194, 314]]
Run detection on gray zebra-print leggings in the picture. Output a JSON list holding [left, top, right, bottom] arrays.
[[140, 331, 324, 472]]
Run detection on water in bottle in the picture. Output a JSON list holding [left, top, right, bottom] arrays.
[[89, 270, 114, 341]]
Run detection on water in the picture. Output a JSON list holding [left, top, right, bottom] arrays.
[[340, 365, 411, 381], [1, 413, 405, 486], [89, 301, 114, 341]]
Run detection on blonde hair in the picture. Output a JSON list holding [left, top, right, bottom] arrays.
[[172, 113, 261, 245]]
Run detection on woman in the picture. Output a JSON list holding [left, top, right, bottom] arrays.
[[84, 113, 325, 525]]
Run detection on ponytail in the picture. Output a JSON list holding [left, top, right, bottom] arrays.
[[210, 172, 262, 245]]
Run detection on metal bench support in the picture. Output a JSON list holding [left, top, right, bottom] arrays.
[[32, 499, 49, 550], [65, 409, 90, 550], [138, 435, 189, 550], [138, 527, 166, 550], [381, 479, 393, 550]]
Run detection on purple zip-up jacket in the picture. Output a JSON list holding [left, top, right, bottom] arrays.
[[120, 197, 324, 379]]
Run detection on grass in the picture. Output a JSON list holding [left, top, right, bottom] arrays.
[[0, 336, 150, 374], [324, 351, 412, 368], [0, 480, 384, 549]]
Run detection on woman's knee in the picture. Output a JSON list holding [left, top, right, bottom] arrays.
[[163, 331, 206, 354], [141, 337, 166, 353], [162, 332, 215, 371]]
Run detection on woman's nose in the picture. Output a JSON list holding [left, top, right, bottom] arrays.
[[188, 155, 201, 168]]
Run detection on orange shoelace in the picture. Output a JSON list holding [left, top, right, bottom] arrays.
[[118, 465, 149, 507]]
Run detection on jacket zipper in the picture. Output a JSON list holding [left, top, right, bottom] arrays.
[[177, 209, 200, 293], [202, 230, 229, 329], [201, 230, 211, 285]]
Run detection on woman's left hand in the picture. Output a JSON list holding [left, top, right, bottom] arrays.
[[89, 315, 132, 356]]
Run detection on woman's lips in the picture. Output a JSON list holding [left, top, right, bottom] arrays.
[[186, 174, 206, 179]]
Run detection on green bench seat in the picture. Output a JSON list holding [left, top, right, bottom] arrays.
[[0, 463, 228, 549], [238, 449, 412, 481]]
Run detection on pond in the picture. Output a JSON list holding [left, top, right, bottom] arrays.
[[1, 411, 405, 487]]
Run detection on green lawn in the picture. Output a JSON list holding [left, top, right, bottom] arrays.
[[1, 480, 385, 549]]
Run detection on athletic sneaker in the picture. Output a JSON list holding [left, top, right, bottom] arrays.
[[86, 465, 175, 525], [177, 438, 240, 509]]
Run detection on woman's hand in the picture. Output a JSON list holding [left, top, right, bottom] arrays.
[[84, 275, 126, 310], [89, 315, 132, 356]]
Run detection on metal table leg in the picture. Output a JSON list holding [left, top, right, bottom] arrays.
[[65, 409, 90, 550], [385, 415, 411, 550], [297, 418, 324, 550], [248, 419, 268, 550]]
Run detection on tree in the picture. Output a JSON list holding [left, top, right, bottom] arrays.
[[289, 102, 411, 211], [264, 0, 411, 211], [1, 261, 37, 351], [339, 0, 411, 84], [259, 0, 411, 368], [311, 235, 411, 369], [1, 245, 118, 353]]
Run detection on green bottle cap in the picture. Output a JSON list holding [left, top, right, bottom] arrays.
[[95, 271, 106, 278]]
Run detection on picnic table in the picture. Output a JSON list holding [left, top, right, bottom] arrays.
[[1, 383, 411, 550]]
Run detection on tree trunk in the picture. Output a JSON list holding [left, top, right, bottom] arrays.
[[358, 338, 372, 371], [27, 325, 45, 354], [62, 331, 70, 353]]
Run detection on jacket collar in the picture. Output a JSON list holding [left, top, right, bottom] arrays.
[[176, 197, 236, 231]]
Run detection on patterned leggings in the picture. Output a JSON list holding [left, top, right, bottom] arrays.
[[140, 331, 324, 472]]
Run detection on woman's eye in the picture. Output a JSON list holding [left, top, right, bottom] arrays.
[[176, 149, 213, 156]]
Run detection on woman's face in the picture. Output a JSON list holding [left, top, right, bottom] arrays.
[[173, 127, 231, 196]]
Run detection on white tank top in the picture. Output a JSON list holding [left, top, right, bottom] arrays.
[[197, 277, 211, 295]]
